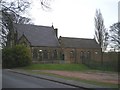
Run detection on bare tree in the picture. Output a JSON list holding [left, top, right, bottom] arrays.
[[9, 13, 32, 24], [109, 22, 120, 51], [0, 0, 31, 48], [0, 0, 52, 48], [94, 9, 108, 52], [94, 9, 109, 65], [40, 0, 52, 11]]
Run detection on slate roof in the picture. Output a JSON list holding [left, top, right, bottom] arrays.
[[14, 24, 60, 47], [59, 37, 100, 48]]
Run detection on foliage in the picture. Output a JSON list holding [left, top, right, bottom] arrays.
[[94, 9, 108, 51], [109, 22, 120, 51], [2, 45, 32, 68]]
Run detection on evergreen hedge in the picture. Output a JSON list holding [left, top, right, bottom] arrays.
[[2, 45, 32, 68]]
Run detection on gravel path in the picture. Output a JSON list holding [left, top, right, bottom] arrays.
[[33, 70, 118, 84]]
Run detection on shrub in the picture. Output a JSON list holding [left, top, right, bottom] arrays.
[[2, 47, 15, 68], [2, 45, 32, 68]]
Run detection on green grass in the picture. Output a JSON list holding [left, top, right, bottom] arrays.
[[18, 64, 90, 71]]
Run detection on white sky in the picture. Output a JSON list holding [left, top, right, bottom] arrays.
[[27, 0, 119, 38]]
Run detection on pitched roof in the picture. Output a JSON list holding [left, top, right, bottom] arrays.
[[14, 24, 60, 47], [59, 37, 100, 48]]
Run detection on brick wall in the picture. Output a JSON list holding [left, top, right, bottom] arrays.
[[31, 46, 62, 63], [62, 48, 102, 64]]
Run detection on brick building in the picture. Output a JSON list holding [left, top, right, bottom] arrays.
[[7, 23, 101, 63], [59, 37, 102, 64]]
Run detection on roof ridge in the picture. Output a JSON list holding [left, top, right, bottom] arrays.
[[14, 23, 53, 28], [14, 23, 60, 47], [60, 37, 94, 40]]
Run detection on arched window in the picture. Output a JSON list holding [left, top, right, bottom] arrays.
[[38, 50, 43, 61], [53, 50, 57, 59], [33, 49, 38, 59], [60, 52, 64, 60], [87, 51, 91, 59], [70, 50, 75, 58], [95, 51, 98, 54], [43, 50, 48, 59], [80, 51, 84, 59], [22, 41, 27, 47]]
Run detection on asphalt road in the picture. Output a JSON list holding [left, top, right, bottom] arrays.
[[2, 70, 76, 88], [0, 69, 2, 89]]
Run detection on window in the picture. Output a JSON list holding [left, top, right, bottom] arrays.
[[70, 49, 75, 58], [38, 50, 43, 60], [22, 41, 27, 47], [53, 50, 57, 59], [60, 52, 64, 60], [70, 50, 75, 58], [43, 50, 48, 59], [87, 51, 91, 59], [84, 52, 87, 58], [33, 49, 38, 59], [80, 51, 85, 64], [95, 51, 98, 54], [80, 51, 84, 59]]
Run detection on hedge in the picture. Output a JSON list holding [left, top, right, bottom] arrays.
[[2, 45, 32, 68]]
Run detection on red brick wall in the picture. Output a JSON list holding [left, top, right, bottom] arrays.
[[62, 48, 102, 64]]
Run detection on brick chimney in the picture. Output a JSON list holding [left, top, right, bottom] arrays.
[[54, 28, 58, 37]]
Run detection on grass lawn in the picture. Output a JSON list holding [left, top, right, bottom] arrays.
[[19, 63, 118, 72], [19, 64, 90, 71]]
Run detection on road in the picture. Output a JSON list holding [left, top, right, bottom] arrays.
[[2, 70, 76, 88], [0, 69, 2, 89]]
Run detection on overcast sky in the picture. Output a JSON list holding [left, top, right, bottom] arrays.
[[27, 0, 119, 38]]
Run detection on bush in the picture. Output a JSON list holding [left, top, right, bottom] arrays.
[[2, 45, 32, 68]]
